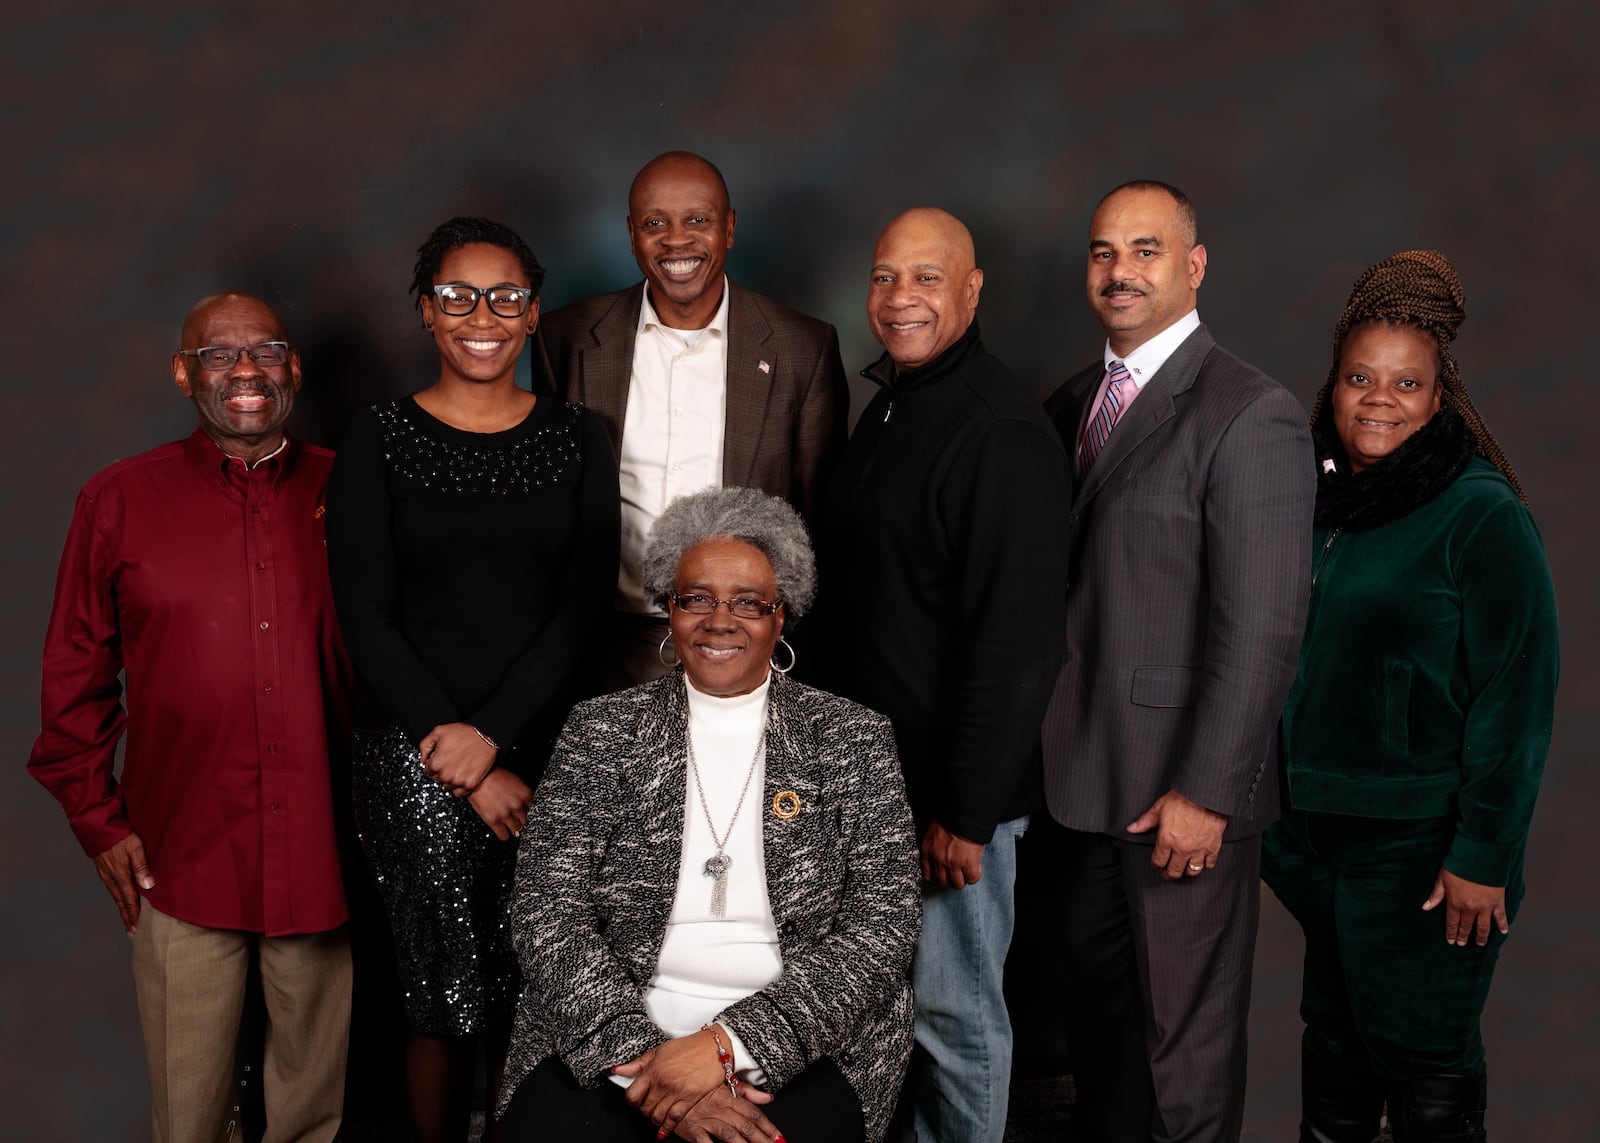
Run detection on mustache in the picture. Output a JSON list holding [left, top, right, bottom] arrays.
[[222, 381, 279, 399], [1100, 281, 1147, 298]]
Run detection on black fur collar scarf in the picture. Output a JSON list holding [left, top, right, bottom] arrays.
[[1312, 406, 1476, 532]]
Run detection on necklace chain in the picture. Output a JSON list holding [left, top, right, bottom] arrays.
[[686, 722, 766, 856]]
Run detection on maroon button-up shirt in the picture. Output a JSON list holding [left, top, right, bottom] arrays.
[[29, 429, 351, 936]]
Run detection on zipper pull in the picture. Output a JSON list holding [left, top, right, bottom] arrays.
[[883, 401, 894, 424]]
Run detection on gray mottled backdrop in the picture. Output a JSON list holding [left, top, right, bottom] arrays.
[[3, 2, 1595, 1136]]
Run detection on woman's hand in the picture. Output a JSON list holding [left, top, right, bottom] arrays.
[[1422, 867, 1509, 947], [418, 722, 498, 794], [466, 769, 532, 841], [671, 1086, 783, 1142], [612, 1029, 743, 1133]]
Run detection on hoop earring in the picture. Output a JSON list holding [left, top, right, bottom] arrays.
[[658, 633, 680, 668], [770, 638, 796, 675]]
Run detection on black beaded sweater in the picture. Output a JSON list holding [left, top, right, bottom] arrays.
[[326, 396, 619, 780]]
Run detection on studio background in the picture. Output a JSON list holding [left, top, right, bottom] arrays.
[[3, 2, 1594, 1137]]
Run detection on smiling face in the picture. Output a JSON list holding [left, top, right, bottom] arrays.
[[1331, 321, 1443, 472], [669, 536, 785, 698], [627, 154, 736, 330], [867, 208, 984, 371], [171, 293, 302, 464], [1086, 186, 1207, 357], [419, 243, 539, 388]]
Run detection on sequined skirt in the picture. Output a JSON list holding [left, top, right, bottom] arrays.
[[352, 724, 519, 1036]]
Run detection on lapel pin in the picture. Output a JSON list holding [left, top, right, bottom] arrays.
[[771, 790, 801, 819], [758, 359, 771, 375]]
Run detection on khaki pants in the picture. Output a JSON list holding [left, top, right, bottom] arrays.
[[131, 902, 352, 1143]]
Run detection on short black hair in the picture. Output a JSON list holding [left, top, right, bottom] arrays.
[[409, 217, 545, 311], [1097, 180, 1199, 248]]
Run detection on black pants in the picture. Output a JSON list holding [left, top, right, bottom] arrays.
[[501, 1056, 865, 1142]]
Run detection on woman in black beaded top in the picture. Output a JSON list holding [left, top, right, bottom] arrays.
[[327, 217, 619, 1143]]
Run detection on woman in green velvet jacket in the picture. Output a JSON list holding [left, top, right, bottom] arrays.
[[1262, 250, 1559, 1143]]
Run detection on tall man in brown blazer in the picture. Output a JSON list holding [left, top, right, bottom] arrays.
[[540, 151, 848, 686], [1040, 182, 1315, 1141]]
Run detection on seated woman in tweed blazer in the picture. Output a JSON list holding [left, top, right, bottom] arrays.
[[498, 486, 921, 1143]]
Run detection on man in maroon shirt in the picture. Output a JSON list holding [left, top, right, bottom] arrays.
[[29, 293, 353, 1143]]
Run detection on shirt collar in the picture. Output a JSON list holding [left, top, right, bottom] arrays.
[[638, 276, 730, 338], [1104, 308, 1201, 390], [185, 427, 293, 478]]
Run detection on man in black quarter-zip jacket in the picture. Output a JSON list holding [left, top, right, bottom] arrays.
[[810, 208, 1070, 1143]]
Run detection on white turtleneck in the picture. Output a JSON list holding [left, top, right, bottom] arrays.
[[636, 674, 782, 1081]]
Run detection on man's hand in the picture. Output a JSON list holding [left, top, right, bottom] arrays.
[[920, 819, 985, 889], [466, 770, 533, 842], [671, 1085, 782, 1142], [418, 722, 498, 795], [93, 832, 154, 934], [1127, 788, 1226, 880], [613, 1029, 742, 1134], [1422, 868, 1509, 947]]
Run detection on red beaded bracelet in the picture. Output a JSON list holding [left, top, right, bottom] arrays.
[[702, 1023, 739, 1097]]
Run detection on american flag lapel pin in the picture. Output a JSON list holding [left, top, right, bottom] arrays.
[[758, 359, 771, 374]]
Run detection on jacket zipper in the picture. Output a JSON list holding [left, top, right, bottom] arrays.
[[1311, 528, 1341, 586]]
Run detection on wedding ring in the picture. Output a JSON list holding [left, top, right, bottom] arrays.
[[1187, 862, 1203, 873]]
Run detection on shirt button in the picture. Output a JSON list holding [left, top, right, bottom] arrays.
[[266, 743, 278, 753], [255, 562, 266, 571], [251, 506, 260, 515], [263, 683, 273, 693], [259, 621, 270, 630], [269, 801, 280, 812]]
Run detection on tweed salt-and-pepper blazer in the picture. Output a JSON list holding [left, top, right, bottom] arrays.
[[499, 670, 920, 1142]]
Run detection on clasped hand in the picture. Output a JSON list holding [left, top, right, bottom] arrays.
[[418, 722, 497, 795], [612, 1028, 777, 1141]]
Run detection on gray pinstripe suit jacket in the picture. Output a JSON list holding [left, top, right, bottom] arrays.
[[499, 670, 920, 1142], [1041, 324, 1315, 840], [537, 281, 848, 524]]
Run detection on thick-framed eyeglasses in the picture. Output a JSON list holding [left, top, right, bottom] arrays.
[[177, 342, 292, 370], [669, 592, 782, 620], [431, 284, 536, 317]]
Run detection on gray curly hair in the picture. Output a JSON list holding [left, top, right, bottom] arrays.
[[641, 487, 818, 619]]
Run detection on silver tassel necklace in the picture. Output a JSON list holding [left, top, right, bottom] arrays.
[[686, 721, 766, 918]]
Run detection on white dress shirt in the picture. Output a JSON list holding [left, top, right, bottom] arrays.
[[616, 281, 731, 614]]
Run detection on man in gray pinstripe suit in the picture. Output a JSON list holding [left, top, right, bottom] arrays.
[[1039, 181, 1315, 1141]]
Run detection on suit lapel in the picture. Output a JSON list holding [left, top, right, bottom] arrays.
[[577, 283, 645, 455], [1072, 326, 1215, 510], [722, 283, 776, 488]]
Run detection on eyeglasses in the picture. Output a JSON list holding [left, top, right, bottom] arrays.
[[176, 341, 292, 370], [431, 284, 536, 317], [669, 592, 782, 620]]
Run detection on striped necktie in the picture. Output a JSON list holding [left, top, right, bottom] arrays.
[[1078, 359, 1132, 474]]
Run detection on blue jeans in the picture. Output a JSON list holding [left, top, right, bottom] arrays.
[[911, 815, 1027, 1143]]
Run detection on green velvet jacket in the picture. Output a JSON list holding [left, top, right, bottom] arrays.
[[1282, 456, 1560, 886]]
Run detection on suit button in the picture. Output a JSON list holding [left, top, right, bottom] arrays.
[[781, 922, 796, 935], [840, 1051, 852, 1065]]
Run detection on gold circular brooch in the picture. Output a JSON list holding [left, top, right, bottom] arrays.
[[770, 790, 802, 820]]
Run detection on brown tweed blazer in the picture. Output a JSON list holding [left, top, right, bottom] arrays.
[[536, 281, 848, 524]]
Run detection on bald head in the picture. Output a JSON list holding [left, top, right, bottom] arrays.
[[629, 151, 731, 213], [867, 208, 984, 370], [178, 292, 288, 348]]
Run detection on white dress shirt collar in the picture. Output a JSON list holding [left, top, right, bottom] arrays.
[[1103, 308, 1201, 391], [639, 276, 731, 339]]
